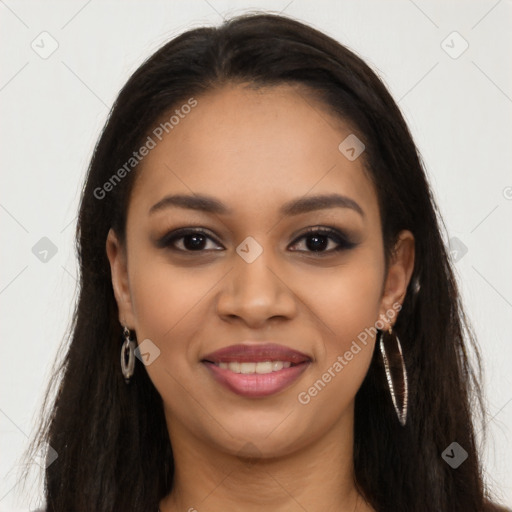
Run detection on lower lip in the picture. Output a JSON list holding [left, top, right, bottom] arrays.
[[202, 361, 310, 398]]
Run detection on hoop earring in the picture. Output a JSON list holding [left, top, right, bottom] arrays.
[[121, 326, 136, 384], [379, 325, 408, 426]]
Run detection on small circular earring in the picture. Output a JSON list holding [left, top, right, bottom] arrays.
[[121, 326, 136, 384]]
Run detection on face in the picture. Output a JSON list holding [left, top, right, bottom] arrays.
[[107, 83, 414, 459]]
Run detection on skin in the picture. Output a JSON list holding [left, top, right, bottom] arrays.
[[106, 82, 415, 512]]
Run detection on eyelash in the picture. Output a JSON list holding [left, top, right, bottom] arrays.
[[157, 226, 357, 256]]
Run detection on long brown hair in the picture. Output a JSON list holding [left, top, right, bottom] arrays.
[[19, 12, 499, 511]]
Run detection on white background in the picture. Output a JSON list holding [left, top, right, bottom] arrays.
[[1, 0, 511, 510]]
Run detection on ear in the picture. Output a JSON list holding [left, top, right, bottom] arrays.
[[106, 228, 137, 329], [377, 229, 415, 328]]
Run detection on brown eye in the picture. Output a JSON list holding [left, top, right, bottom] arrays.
[[289, 227, 357, 255], [156, 226, 358, 255], [156, 229, 223, 252]]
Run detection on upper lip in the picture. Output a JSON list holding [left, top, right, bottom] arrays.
[[202, 343, 312, 364]]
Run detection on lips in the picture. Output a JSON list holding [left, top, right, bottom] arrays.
[[202, 343, 311, 364], [201, 342, 312, 398]]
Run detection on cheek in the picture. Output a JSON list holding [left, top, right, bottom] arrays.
[[313, 251, 384, 342], [126, 256, 214, 387], [299, 251, 383, 404], [127, 261, 212, 410], [129, 251, 212, 338]]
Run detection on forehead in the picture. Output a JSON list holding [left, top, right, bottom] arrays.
[[128, 83, 379, 225]]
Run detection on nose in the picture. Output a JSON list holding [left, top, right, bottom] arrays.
[[215, 245, 297, 328]]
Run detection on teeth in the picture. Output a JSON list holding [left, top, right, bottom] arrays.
[[215, 361, 293, 374]]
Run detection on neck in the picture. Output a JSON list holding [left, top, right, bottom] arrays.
[[159, 404, 374, 512]]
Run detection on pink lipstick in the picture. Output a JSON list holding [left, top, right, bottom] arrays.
[[201, 343, 311, 398]]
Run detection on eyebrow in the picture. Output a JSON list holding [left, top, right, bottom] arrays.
[[149, 193, 365, 218]]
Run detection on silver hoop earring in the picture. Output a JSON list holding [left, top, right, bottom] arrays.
[[379, 326, 408, 426], [121, 326, 136, 384]]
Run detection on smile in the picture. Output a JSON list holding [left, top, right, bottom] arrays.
[[213, 360, 293, 374], [201, 342, 312, 398]]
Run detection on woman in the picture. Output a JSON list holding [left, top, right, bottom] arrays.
[[21, 12, 509, 512]]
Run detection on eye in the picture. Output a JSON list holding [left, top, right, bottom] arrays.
[[156, 228, 223, 252], [156, 226, 357, 255], [288, 227, 357, 255]]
